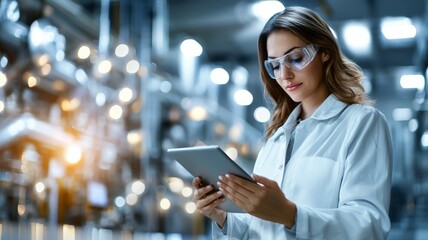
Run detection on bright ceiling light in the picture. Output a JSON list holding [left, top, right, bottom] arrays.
[[234, 89, 253, 106], [342, 22, 372, 56], [185, 202, 196, 214], [160, 198, 171, 210], [109, 104, 123, 120], [0, 71, 7, 87], [119, 87, 133, 103], [77, 46, 91, 59], [381, 17, 416, 40], [400, 74, 425, 89], [181, 187, 193, 197], [251, 1, 285, 20], [180, 39, 203, 57], [422, 131, 428, 148], [225, 147, 238, 161], [126, 193, 138, 206], [187, 106, 208, 121], [254, 106, 271, 123], [131, 180, 145, 195], [35, 182, 45, 193], [0, 101, 4, 113], [65, 144, 82, 165], [115, 196, 125, 208], [115, 44, 129, 57], [98, 60, 112, 74], [126, 60, 140, 74], [210, 67, 229, 85]]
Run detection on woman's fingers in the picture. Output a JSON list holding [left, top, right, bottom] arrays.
[[196, 191, 224, 209]]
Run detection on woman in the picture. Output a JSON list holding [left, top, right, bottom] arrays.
[[192, 6, 393, 239]]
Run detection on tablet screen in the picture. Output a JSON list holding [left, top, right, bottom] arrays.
[[167, 145, 254, 213]]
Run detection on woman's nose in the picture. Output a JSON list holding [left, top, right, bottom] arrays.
[[279, 63, 293, 80]]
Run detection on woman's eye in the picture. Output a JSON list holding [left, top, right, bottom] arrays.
[[291, 56, 304, 64], [271, 63, 280, 70]]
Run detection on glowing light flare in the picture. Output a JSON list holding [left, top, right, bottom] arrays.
[[229, 124, 243, 142], [61, 98, 81, 112], [131, 180, 145, 195], [168, 177, 184, 193], [115, 44, 129, 57], [126, 193, 138, 206], [185, 202, 196, 214], [409, 119, 418, 132], [400, 74, 425, 89], [225, 147, 238, 161], [160, 80, 172, 93], [251, 0, 285, 20], [210, 67, 229, 85], [381, 17, 416, 40], [0, 71, 7, 87], [187, 106, 208, 121], [180, 39, 203, 57], [126, 60, 140, 74], [160, 198, 171, 210], [127, 130, 142, 145], [40, 64, 51, 76], [77, 45, 91, 59], [98, 60, 112, 74], [342, 22, 372, 56], [115, 196, 125, 208], [37, 54, 49, 66], [109, 104, 123, 120], [35, 182, 45, 193], [95, 93, 106, 106], [0, 55, 8, 68], [234, 89, 253, 106], [422, 131, 428, 147], [254, 107, 271, 123], [0, 101, 4, 113], [119, 87, 133, 103], [64, 144, 82, 165], [62, 225, 75, 240], [27, 75, 39, 88], [181, 187, 193, 197], [17, 204, 26, 216]]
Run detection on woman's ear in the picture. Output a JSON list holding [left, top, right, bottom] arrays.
[[321, 51, 330, 63]]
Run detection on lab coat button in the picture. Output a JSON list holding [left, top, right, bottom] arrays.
[[278, 164, 284, 170]]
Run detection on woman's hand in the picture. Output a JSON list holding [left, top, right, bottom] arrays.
[[192, 177, 227, 228], [217, 173, 296, 228]]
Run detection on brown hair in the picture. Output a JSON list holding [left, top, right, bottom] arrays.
[[258, 6, 370, 138]]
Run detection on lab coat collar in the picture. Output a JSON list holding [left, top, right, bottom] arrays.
[[271, 94, 348, 140]]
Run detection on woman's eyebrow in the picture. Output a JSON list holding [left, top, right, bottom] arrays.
[[267, 46, 299, 59]]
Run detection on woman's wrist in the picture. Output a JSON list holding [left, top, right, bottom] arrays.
[[283, 200, 297, 228]]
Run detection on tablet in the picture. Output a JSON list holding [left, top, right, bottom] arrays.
[[166, 145, 254, 213]]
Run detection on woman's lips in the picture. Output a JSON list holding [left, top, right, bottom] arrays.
[[286, 83, 302, 91]]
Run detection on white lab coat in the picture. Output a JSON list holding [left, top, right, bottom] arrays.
[[212, 94, 393, 240]]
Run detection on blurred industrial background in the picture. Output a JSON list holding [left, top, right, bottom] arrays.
[[0, 0, 427, 239]]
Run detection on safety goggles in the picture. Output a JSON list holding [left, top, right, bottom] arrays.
[[264, 44, 319, 79]]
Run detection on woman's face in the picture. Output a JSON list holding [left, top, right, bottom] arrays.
[[266, 30, 329, 107]]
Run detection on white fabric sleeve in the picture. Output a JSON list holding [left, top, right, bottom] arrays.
[[212, 213, 251, 239]]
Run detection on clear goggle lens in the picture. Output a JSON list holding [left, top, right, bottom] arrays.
[[264, 44, 319, 79]]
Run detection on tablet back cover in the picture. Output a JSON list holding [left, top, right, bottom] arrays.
[[167, 145, 252, 213]]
